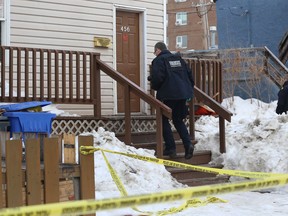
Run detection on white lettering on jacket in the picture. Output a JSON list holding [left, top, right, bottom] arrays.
[[169, 60, 181, 67]]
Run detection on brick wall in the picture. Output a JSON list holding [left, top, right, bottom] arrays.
[[167, 0, 217, 51]]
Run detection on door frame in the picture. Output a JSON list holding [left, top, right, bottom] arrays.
[[113, 4, 148, 114]]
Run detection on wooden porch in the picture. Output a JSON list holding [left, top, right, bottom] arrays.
[[0, 45, 232, 209], [0, 46, 232, 156]]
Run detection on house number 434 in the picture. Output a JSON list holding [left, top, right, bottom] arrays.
[[121, 26, 130, 32]]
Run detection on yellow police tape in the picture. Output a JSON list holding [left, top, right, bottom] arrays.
[[86, 146, 287, 215], [0, 174, 287, 216], [80, 146, 286, 179], [100, 150, 227, 216], [0, 146, 287, 216]]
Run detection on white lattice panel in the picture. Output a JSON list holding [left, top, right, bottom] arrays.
[[52, 118, 158, 135]]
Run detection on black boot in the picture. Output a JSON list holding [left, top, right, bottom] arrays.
[[163, 149, 177, 158], [184, 144, 194, 159]]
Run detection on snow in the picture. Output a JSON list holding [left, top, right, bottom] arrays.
[[3, 96, 288, 215], [76, 96, 288, 216], [42, 104, 80, 117]]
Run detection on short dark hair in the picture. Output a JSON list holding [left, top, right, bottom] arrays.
[[154, 42, 167, 51], [283, 80, 288, 87]]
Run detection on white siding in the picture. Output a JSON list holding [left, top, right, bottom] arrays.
[[10, 0, 165, 115]]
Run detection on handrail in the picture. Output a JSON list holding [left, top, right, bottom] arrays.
[[264, 46, 288, 73], [191, 87, 232, 153], [194, 86, 232, 122], [95, 58, 172, 118], [263, 46, 288, 88], [95, 58, 172, 158]]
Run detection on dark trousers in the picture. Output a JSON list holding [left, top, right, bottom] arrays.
[[162, 99, 191, 151]]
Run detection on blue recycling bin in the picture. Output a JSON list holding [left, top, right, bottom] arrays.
[[3, 112, 56, 136], [3, 112, 56, 161], [0, 100, 55, 136]]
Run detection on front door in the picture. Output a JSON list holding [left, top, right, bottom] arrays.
[[116, 11, 140, 113]]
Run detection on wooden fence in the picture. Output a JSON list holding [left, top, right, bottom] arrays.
[[0, 135, 95, 208]]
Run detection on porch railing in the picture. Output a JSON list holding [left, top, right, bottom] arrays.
[[0, 46, 100, 116], [185, 58, 231, 153], [0, 46, 231, 156], [0, 46, 172, 158]]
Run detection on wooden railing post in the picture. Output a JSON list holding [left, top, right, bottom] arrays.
[[219, 116, 226, 153], [189, 100, 195, 141], [79, 135, 95, 201], [124, 85, 132, 145], [62, 51, 67, 100], [93, 54, 101, 118], [68, 51, 73, 102], [40, 49, 44, 101], [155, 107, 163, 158], [196, 59, 201, 90], [16, 48, 21, 101], [9, 47, 13, 100], [217, 61, 223, 102], [0, 46, 5, 100]]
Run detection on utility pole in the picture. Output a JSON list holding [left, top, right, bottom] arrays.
[[194, 0, 214, 50], [200, 0, 209, 49]]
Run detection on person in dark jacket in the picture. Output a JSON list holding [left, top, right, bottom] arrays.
[[276, 80, 288, 115], [148, 42, 195, 159]]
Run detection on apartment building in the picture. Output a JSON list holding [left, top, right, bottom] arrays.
[[166, 0, 217, 52]]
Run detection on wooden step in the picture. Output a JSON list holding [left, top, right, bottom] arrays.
[[130, 140, 211, 165], [117, 131, 197, 147], [163, 150, 211, 165], [166, 164, 224, 180], [117, 132, 229, 186], [117, 132, 158, 144], [179, 175, 230, 187], [131, 140, 197, 153]]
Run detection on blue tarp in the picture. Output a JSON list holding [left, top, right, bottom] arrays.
[[0, 101, 52, 112]]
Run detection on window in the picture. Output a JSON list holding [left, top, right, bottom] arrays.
[[175, 12, 187, 25], [175, 0, 187, 2], [176, 35, 187, 48]]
